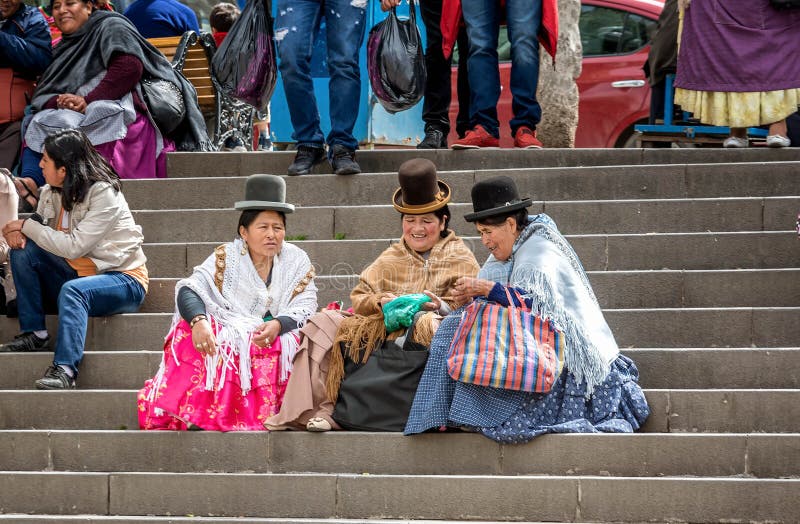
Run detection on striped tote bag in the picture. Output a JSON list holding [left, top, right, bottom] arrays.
[[446, 290, 565, 393]]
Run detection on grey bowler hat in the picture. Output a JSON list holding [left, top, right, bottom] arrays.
[[234, 174, 295, 213]]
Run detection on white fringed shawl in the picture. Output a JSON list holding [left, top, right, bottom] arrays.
[[156, 238, 317, 396], [479, 214, 619, 395]]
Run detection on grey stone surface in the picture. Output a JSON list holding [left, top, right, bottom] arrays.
[[0, 391, 137, 430], [747, 434, 800, 478], [0, 472, 108, 514], [605, 308, 754, 348], [684, 161, 800, 198], [0, 431, 50, 470], [50, 431, 269, 473], [166, 148, 800, 177], [578, 477, 800, 522], [629, 348, 800, 389], [666, 390, 800, 433], [0, 352, 157, 389], [604, 231, 799, 270], [681, 269, 800, 307], [336, 475, 578, 521], [501, 433, 747, 477], [753, 308, 800, 347], [269, 432, 501, 475], [134, 208, 336, 242], [109, 473, 337, 518]]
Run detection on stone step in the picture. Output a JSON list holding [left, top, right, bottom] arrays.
[[4, 348, 797, 391], [164, 148, 800, 178], [0, 519, 562, 524], [2, 308, 796, 350], [135, 269, 800, 313], [132, 197, 799, 242], [0, 431, 796, 478], [0, 471, 797, 522], [141, 231, 800, 278], [124, 162, 800, 210], [1, 389, 798, 433]]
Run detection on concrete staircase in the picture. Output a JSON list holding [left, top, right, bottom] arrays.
[[0, 148, 798, 522]]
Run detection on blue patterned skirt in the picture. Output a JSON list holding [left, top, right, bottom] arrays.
[[404, 310, 651, 444]]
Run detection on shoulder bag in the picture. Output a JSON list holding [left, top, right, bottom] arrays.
[[447, 288, 565, 393]]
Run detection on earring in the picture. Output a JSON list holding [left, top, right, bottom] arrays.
[[240, 241, 248, 256]]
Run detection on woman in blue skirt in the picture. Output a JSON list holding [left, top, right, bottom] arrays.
[[404, 176, 650, 444]]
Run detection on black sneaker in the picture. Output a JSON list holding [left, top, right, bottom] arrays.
[[329, 144, 360, 175], [417, 127, 447, 149], [35, 365, 76, 390], [287, 145, 325, 176], [0, 332, 50, 352]]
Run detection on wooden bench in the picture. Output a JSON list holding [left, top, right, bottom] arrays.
[[147, 32, 255, 150]]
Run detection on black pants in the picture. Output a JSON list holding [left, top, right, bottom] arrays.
[[419, 0, 470, 137]]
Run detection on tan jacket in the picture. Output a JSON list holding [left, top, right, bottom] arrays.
[[21, 182, 147, 272], [350, 230, 480, 315]]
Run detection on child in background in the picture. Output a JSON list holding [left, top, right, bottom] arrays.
[[210, 2, 273, 151]]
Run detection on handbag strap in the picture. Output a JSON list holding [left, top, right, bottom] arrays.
[[502, 286, 530, 312], [391, 0, 418, 26]]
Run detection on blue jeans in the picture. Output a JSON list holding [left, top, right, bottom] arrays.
[[275, 0, 367, 150], [461, 0, 542, 138], [10, 240, 146, 374]]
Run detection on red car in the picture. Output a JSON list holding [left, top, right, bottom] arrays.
[[448, 0, 664, 148]]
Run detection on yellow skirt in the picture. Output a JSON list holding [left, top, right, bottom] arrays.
[[674, 88, 800, 129]]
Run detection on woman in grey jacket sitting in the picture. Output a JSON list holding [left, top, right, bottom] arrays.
[[0, 129, 148, 389]]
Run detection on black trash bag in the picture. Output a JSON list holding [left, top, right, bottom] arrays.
[[367, 0, 426, 114], [211, 0, 277, 110]]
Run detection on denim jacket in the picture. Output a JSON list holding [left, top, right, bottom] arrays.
[[0, 4, 53, 79], [21, 182, 147, 273]]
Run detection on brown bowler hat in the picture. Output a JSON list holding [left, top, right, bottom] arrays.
[[392, 158, 451, 214]]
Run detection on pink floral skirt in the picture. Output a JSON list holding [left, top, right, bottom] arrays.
[[138, 320, 289, 431]]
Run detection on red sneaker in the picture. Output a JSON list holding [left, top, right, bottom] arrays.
[[514, 126, 543, 149], [451, 125, 500, 149]]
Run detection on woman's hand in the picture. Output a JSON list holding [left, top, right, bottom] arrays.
[[421, 290, 442, 312], [57, 94, 87, 113], [380, 0, 401, 11], [678, 0, 690, 10], [451, 277, 495, 305], [4, 230, 26, 249], [191, 319, 217, 356], [379, 293, 398, 308], [2, 219, 25, 238], [252, 319, 281, 348]]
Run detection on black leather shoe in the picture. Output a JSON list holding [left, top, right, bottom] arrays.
[[417, 127, 447, 149], [287, 145, 325, 176], [330, 144, 361, 175], [0, 332, 50, 352], [35, 365, 76, 390]]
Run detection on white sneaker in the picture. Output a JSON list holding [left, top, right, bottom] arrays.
[[766, 134, 791, 148], [723, 136, 749, 148]]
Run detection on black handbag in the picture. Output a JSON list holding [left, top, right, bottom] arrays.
[[770, 0, 800, 8], [332, 324, 429, 432], [141, 78, 186, 135]]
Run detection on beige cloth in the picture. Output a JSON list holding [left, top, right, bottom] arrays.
[[0, 170, 18, 264], [264, 309, 346, 430], [266, 231, 481, 430]]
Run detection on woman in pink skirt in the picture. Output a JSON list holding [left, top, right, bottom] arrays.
[[138, 175, 317, 431]]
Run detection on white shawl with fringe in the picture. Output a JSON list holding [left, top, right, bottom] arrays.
[[479, 214, 619, 395], [165, 238, 317, 394]]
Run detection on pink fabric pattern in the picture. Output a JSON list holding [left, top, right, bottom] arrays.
[[94, 112, 174, 180], [138, 320, 290, 431]]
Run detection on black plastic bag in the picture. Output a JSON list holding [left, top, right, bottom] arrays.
[[211, 0, 277, 110], [367, 0, 426, 114]]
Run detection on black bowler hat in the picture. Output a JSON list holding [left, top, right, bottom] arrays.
[[234, 174, 295, 213], [392, 158, 451, 214], [464, 176, 532, 222]]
